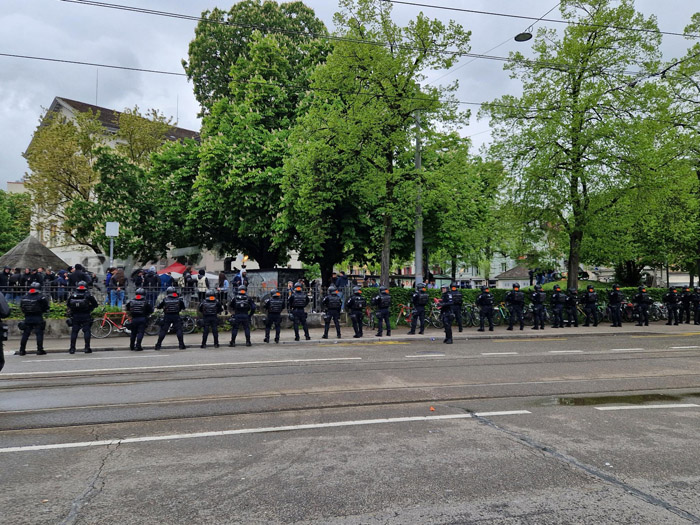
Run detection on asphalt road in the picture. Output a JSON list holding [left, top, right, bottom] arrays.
[[1, 330, 699, 524]]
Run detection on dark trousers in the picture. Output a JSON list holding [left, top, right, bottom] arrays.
[[666, 304, 679, 325], [479, 307, 493, 330], [680, 303, 692, 323], [533, 304, 545, 328], [566, 306, 578, 326], [231, 313, 251, 343], [201, 315, 219, 346], [636, 304, 649, 325], [292, 309, 310, 339], [156, 314, 184, 347], [349, 309, 363, 336], [20, 315, 45, 352], [694, 305, 700, 324], [551, 304, 564, 327], [409, 307, 426, 333], [324, 309, 341, 337], [146, 291, 158, 308], [70, 314, 92, 350], [508, 304, 524, 328], [265, 313, 281, 342], [609, 304, 622, 326], [376, 308, 391, 335], [583, 304, 598, 326], [451, 304, 463, 331], [442, 311, 454, 341], [129, 316, 147, 349]]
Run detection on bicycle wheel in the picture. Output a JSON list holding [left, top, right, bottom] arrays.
[[492, 309, 504, 326], [430, 311, 443, 328], [145, 316, 161, 336], [90, 318, 112, 338], [182, 316, 196, 334]]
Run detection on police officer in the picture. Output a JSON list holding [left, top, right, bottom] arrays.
[[346, 285, 366, 338], [505, 283, 525, 331], [67, 280, 98, 354], [476, 285, 494, 332], [449, 283, 463, 332], [288, 282, 311, 341], [565, 288, 579, 327], [407, 283, 429, 335], [581, 285, 599, 327], [229, 285, 256, 347], [550, 285, 566, 328], [372, 286, 392, 337], [680, 285, 693, 324], [530, 284, 546, 330], [18, 282, 50, 356], [632, 286, 651, 326], [263, 288, 285, 343], [0, 289, 10, 371], [663, 286, 680, 326], [126, 287, 153, 351], [607, 283, 624, 328], [321, 285, 343, 339], [155, 286, 186, 350], [692, 287, 700, 325], [199, 289, 223, 348], [440, 284, 454, 344]]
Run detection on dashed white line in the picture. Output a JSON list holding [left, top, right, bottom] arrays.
[[0, 411, 531, 453], [595, 404, 699, 411], [0, 357, 363, 377], [670, 346, 699, 349], [405, 354, 445, 358], [481, 352, 518, 356], [610, 348, 644, 352], [549, 350, 583, 354]]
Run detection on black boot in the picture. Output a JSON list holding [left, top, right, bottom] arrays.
[[69, 347, 76, 354]]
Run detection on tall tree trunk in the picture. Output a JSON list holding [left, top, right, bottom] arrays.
[[380, 214, 392, 287], [451, 256, 457, 281], [567, 230, 583, 290]]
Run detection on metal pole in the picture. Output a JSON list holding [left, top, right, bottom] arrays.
[[414, 111, 423, 286], [109, 238, 114, 268]]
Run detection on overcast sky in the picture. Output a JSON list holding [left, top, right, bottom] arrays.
[[1, 0, 698, 189]]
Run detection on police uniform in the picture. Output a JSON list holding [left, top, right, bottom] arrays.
[[322, 289, 343, 339], [199, 293, 223, 348], [289, 285, 311, 341], [476, 287, 494, 332], [371, 287, 392, 337], [663, 288, 680, 325], [440, 287, 454, 343], [67, 286, 98, 353], [505, 285, 525, 330], [18, 284, 50, 355], [126, 291, 153, 351], [155, 290, 186, 350], [263, 290, 285, 343], [632, 287, 651, 326], [565, 290, 579, 327], [408, 285, 429, 334], [607, 286, 624, 327], [680, 287, 693, 324], [229, 289, 256, 347], [581, 287, 599, 327], [550, 287, 566, 328], [450, 284, 463, 332], [346, 288, 366, 338], [530, 286, 546, 330]]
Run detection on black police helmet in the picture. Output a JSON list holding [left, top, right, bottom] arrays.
[[135, 288, 145, 296], [328, 285, 337, 293], [534, 284, 542, 291], [380, 286, 388, 293], [166, 286, 176, 295], [352, 285, 361, 294]]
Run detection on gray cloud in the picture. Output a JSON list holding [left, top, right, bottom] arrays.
[[1, 0, 697, 186]]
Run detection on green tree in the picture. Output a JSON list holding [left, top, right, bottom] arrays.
[[0, 191, 31, 256], [482, 0, 668, 289], [114, 106, 174, 167], [182, 0, 328, 114], [284, 0, 471, 285]]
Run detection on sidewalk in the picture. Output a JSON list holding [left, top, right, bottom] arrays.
[[6, 321, 700, 354]]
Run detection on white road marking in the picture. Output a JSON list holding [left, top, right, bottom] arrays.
[[549, 350, 583, 354], [30, 355, 170, 363], [0, 357, 363, 377], [0, 411, 531, 453], [405, 354, 445, 358], [610, 348, 644, 352], [595, 404, 699, 411], [670, 346, 699, 349], [481, 352, 518, 356]]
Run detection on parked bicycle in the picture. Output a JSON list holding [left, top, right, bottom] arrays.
[[145, 312, 197, 336], [395, 303, 414, 326], [362, 304, 376, 329], [90, 310, 132, 339]]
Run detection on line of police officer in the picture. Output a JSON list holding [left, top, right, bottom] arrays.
[[15, 279, 700, 356]]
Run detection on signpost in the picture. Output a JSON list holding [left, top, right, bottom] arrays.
[[105, 222, 119, 267]]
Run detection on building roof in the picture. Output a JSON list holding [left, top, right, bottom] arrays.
[[52, 97, 200, 141], [494, 265, 530, 280], [0, 235, 69, 270]]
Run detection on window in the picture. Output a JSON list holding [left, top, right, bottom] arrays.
[[501, 263, 507, 272]]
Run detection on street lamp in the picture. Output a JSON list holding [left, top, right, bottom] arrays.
[[514, 26, 533, 42]]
